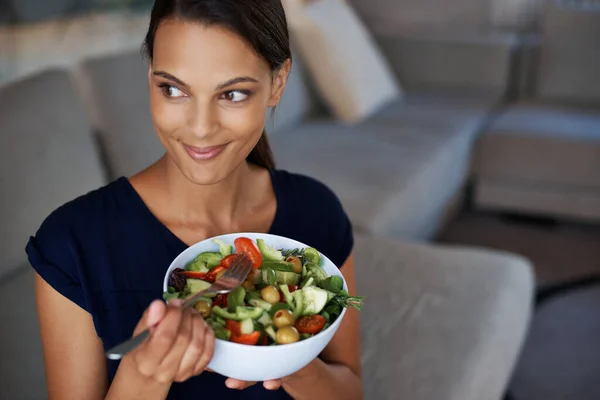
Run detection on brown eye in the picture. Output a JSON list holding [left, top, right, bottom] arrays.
[[221, 90, 249, 102], [159, 84, 185, 98]]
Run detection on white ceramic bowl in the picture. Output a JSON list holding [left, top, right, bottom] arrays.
[[162, 232, 348, 381]]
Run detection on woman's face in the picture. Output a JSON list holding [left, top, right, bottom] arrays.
[[149, 20, 289, 184]]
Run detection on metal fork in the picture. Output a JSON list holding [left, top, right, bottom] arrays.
[[105, 253, 252, 360]]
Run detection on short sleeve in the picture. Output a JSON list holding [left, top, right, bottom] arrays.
[[25, 211, 87, 311], [324, 188, 354, 268], [278, 171, 355, 268]]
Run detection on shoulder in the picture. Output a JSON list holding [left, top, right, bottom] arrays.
[[25, 178, 131, 310], [270, 169, 354, 267], [34, 177, 129, 238], [270, 169, 345, 215]]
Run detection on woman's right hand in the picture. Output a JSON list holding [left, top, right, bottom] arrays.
[[128, 299, 215, 384]]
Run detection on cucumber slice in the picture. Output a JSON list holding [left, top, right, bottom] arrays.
[[292, 290, 304, 318], [240, 318, 254, 335], [299, 286, 329, 315], [212, 238, 233, 256], [249, 298, 273, 311], [235, 306, 263, 320], [212, 306, 263, 321], [257, 312, 273, 326], [185, 279, 212, 295], [265, 325, 277, 341], [257, 239, 284, 261], [261, 270, 301, 286], [227, 286, 246, 313], [303, 248, 321, 264], [280, 285, 295, 309], [261, 261, 294, 272]]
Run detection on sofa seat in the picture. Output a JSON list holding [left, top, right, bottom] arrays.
[[474, 103, 600, 222], [354, 234, 534, 400], [372, 90, 502, 133], [270, 116, 480, 240]]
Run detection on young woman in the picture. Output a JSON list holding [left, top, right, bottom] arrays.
[[26, 0, 362, 399]]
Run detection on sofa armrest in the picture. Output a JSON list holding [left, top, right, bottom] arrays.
[[354, 234, 534, 400], [372, 29, 522, 96]]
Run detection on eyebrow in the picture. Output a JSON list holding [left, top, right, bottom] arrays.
[[152, 71, 259, 91]]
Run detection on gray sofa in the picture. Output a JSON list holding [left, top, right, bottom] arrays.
[[0, 13, 535, 400]]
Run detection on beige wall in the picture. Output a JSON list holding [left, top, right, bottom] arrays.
[[0, 10, 150, 85], [0, 0, 544, 86]]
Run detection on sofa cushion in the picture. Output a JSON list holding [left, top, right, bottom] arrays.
[[371, 91, 501, 135], [372, 29, 518, 95], [77, 50, 164, 179], [476, 103, 600, 190], [284, 0, 402, 124], [0, 268, 47, 400], [0, 69, 107, 275], [536, 1, 600, 103], [270, 119, 476, 240], [268, 49, 318, 134], [354, 234, 534, 400]]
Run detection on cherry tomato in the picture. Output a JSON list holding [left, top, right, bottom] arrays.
[[261, 333, 269, 346], [295, 315, 327, 334], [230, 331, 261, 345], [213, 294, 228, 308], [225, 320, 261, 345], [226, 320, 241, 336], [234, 237, 262, 269], [220, 254, 238, 268]]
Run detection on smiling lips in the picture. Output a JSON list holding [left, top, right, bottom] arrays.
[[184, 143, 227, 161]]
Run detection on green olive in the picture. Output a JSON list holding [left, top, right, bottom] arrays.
[[242, 280, 256, 291], [276, 326, 300, 344], [194, 301, 211, 318], [261, 285, 280, 304], [273, 309, 296, 329], [286, 256, 303, 274]]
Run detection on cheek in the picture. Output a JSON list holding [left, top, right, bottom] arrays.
[[149, 89, 186, 137], [221, 101, 267, 143]]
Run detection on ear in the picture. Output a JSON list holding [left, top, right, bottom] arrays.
[[147, 64, 152, 88], [267, 58, 292, 107]]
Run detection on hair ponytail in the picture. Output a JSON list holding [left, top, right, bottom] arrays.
[[246, 130, 275, 170]]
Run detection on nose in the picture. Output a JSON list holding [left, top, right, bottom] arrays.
[[187, 99, 219, 139]]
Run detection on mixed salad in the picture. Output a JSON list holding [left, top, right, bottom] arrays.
[[163, 237, 364, 346]]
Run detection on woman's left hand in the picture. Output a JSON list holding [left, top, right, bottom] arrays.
[[223, 359, 314, 391], [225, 378, 282, 391]]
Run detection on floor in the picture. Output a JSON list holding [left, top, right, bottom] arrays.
[[437, 210, 600, 400]]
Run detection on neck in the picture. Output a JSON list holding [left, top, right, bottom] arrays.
[[158, 156, 253, 227]]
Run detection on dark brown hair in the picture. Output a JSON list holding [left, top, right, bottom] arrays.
[[142, 0, 292, 170]]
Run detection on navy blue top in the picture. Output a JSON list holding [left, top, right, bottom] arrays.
[[25, 169, 353, 399]]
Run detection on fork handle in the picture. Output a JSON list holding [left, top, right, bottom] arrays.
[[105, 328, 151, 360], [104, 288, 219, 360]]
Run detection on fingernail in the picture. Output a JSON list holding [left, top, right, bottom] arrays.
[[170, 299, 184, 307], [225, 381, 238, 389]]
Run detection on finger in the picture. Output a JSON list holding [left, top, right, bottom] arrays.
[[225, 378, 258, 390], [174, 311, 207, 382], [132, 301, 176, 377], [155, 307, 194, 383], [136, 304, 185, 380], [193, 320, 215, 375], [263, 379, 282, 390], [133, 300, 166, 335]]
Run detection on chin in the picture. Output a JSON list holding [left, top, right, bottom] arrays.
[[181, 165, 231, 186]]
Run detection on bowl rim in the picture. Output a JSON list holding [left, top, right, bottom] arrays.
[[162, 232, 349, 351]]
